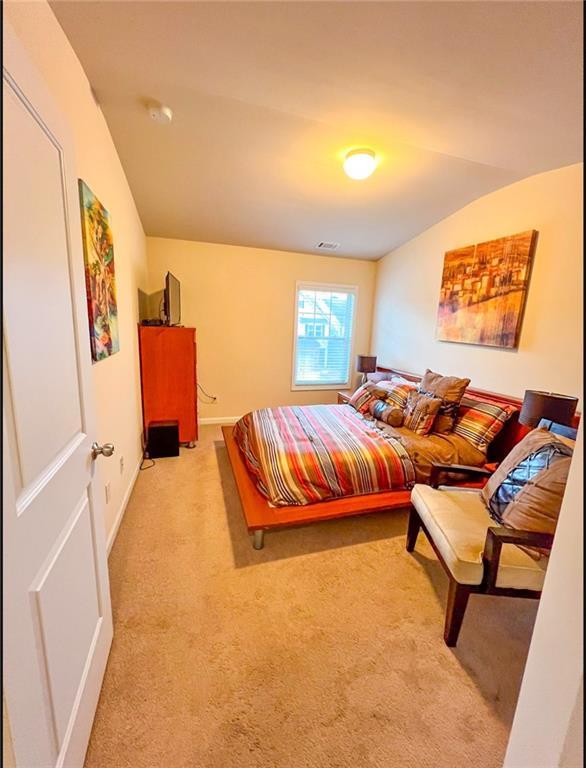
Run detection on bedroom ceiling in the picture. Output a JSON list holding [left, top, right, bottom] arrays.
[[51, 1, 583, 260]]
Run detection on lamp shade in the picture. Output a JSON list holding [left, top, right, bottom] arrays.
[[518, 390, 578, 428], [356, 355, 377, 374]]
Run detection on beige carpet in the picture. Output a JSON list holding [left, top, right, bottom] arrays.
[[85, 425, 537, 768]]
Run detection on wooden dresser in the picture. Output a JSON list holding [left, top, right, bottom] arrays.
[[138, 325, 198, 445]]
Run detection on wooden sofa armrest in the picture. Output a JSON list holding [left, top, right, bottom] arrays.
[[482, 527, 554, 590], [429, 462, 493, 489]]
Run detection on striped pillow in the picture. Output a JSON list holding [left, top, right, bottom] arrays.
[[377, 377, 417, 410], [453, 396, 518, 452], [348, 382, 388, 414]]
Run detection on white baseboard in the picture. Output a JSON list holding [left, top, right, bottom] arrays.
[[198, 416, 241, 425], [106, 457, 141, 555]]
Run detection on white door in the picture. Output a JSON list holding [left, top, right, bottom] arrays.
[[2, 23, 114, 768]]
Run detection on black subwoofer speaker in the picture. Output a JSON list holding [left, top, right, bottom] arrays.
[[146, 420, 179, 458]]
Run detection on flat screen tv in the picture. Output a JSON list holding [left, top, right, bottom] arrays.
[[164, 271, 181, 326]]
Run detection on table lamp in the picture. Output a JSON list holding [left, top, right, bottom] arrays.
[[356, 355, 377, 386], [518, 390, 578, 428]]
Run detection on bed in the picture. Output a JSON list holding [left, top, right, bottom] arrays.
[[222, 367, 530, 549]]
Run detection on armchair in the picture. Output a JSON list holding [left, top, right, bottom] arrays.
[[407, 463, 551, 646], [428, 462, 492, 489]]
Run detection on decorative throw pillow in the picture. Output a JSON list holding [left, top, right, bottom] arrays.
[[418, 369, 470, 434], [481, 428, 574, 555], [453, 396, 517, 453], [402, 391, 442, 436], [368, 399, 404, 427], [377, 376, 418, 410], [348, 382, 389, 414]]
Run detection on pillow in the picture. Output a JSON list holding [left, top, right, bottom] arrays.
[[348, 382, 389, 414], [453, 396, 517, 453], [402, 391, 442, 436], [377, 376, 417, 410], [418, 369, 470, 434], [368, 399, 404, 427], [366, 371, 395, 384], [481, 428, 574, 555]]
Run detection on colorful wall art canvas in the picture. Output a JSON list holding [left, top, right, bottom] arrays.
[[78, 180, 120, 362], [436, 230, 537, 348]]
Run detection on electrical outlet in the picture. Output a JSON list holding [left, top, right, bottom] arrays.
[[105, 482, 111, 504], [119, 456, 124, 474]]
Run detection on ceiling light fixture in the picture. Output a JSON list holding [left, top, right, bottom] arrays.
[[343, 148, 377, 180]]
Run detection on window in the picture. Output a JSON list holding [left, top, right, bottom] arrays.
[[292, 282, 357, 389], [303, 322, 325, 338]]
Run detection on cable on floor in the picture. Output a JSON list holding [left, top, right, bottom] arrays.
[[139, 448, 156, 470]]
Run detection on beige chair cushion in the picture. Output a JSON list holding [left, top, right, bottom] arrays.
[[411, 484, 548, 589]]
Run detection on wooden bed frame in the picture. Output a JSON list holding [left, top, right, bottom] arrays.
[[223, 424, 413, 549], [222, 367, 545, 549]]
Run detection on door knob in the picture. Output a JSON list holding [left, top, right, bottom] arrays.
[[91, 442, 115, 460]]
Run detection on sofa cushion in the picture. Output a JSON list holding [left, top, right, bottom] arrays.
[[411, 484, 548, 589], [418, 369, 470, 434]]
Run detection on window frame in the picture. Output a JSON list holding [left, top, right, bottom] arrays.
[[291, 280, 359, 391]]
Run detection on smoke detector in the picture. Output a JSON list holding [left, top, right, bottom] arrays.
[[148, 102, 173, 124], [316, 241, 340, 251]]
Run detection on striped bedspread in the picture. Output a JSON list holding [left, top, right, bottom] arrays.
[[233, 404, 416, 507]]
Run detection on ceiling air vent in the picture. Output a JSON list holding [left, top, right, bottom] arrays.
[[316, 241, 340, 251]]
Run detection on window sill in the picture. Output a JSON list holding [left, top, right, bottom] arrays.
[[291, 383, 351, 392]]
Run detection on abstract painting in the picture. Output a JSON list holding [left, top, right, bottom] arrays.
[[436, 230, 537, 348], [78, 180, 120, 362]]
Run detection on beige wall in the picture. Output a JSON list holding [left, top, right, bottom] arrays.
[[5, 1, 149, 545], [504, 424, 583, 768], [372, 163, 583, 404], [147, 239, 377, 419]]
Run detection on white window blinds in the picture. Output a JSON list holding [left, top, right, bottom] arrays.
[[293, 283, 357, 388]]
